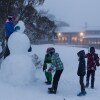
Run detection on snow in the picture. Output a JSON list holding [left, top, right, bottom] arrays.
[[84, 35, 100, 38], [0, 44, 100, 100], [0, 20, 100, 99]]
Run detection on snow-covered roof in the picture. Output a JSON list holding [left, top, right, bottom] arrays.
[[84, 35, 100, 38], [55, 27, 84, 33], [55, 21, 69, 27], [86, 27, 100, 31]]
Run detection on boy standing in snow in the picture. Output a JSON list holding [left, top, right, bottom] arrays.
[[77, 50, 86, 96], [4, 16, 15, 58], [5, 16, 15, 41], [43, 47, 53, 85], [48, 48, 64, 94], [85, 47, 100, 89]]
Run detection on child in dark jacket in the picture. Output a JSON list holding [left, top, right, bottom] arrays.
[[77, 50, 86, 96]]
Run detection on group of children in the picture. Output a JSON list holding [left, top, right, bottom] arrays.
[[42, 46, 100, 96], [31, 47, 64, 94], [77, 47, 100, 96]]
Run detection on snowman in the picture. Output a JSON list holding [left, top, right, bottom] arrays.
[[0, 21, 35, 86]]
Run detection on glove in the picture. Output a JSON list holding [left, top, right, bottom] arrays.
[[48, 67, 52, 72], [96, 61, 100, 66], [43, 65, 46, 72]]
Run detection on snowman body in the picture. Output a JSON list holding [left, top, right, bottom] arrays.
[[0, 32, 35, 86]]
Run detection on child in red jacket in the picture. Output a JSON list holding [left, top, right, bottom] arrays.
[[85, 47, 100, 89]]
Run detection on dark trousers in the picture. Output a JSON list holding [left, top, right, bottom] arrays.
[[4, 44, 10, 59], [86, 70, 95, 87], [52, 69, 63, 92], [79, 76, 85, 92], [4, 38, 10, 59]]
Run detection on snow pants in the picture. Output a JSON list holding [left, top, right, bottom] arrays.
[[45, 71, 52, 82], [79, 76, 85, 92], [86, 70, 95, 88]]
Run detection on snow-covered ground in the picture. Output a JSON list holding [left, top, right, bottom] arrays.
[[0, 44, 100, 100]]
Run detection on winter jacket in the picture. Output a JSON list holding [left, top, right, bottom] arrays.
[[51, 53, 64, 71], [85, 53, 99, 71], [77, 57, 86, 76], [43, 53, 52, 70], [5, 20, 14, 39]]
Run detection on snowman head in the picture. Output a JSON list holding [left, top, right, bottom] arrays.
[[14, 20, 25, 33], [8, 32, 30, 54]]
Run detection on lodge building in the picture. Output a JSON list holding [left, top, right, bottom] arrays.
[[55, 27, 100, 47]]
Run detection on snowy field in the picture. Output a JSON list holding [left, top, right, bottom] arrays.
[[0, 44, 100, 100]]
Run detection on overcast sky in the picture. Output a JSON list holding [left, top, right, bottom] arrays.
[[39, 0, 100, 27]]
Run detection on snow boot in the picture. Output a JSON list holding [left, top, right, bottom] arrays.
[[77, 92, 83, 96], [91, 85, 94, 89], [77, 91, 86, 96], [48, 87, 53, 91], [48, 89, 56, 94], [82, 91, 86, 95], [48, 87, 56, 94], [45, 81, 51, 85]]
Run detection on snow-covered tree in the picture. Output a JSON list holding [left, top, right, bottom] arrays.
[[0, 0, 44, 39], [0, 0, 57, 43]]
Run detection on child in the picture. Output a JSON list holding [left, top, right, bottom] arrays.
[[77, 50, 86, 96], [85, 47, 100, 89], [48, 48, 64, 94], [43, 47, 53, 85], [31, 54, 42, 69], [4, 16, 15, 58]]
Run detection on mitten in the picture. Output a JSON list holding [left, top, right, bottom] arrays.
[[43, 65, 47, 72], [48, 67, 52, 72]]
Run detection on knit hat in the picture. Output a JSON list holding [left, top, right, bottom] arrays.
[[8, 16, 15, 21], [90, 47, 95, 53], [46, 47, 55, 54], [49, 47, 55, 54]]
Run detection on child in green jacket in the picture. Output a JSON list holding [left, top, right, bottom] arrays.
[[43, 47, 53, 85]]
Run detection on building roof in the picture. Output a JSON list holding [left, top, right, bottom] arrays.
[[84, 35, 100, 38], [55, 27, 84, 33], [86, 26, 100, 31]]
